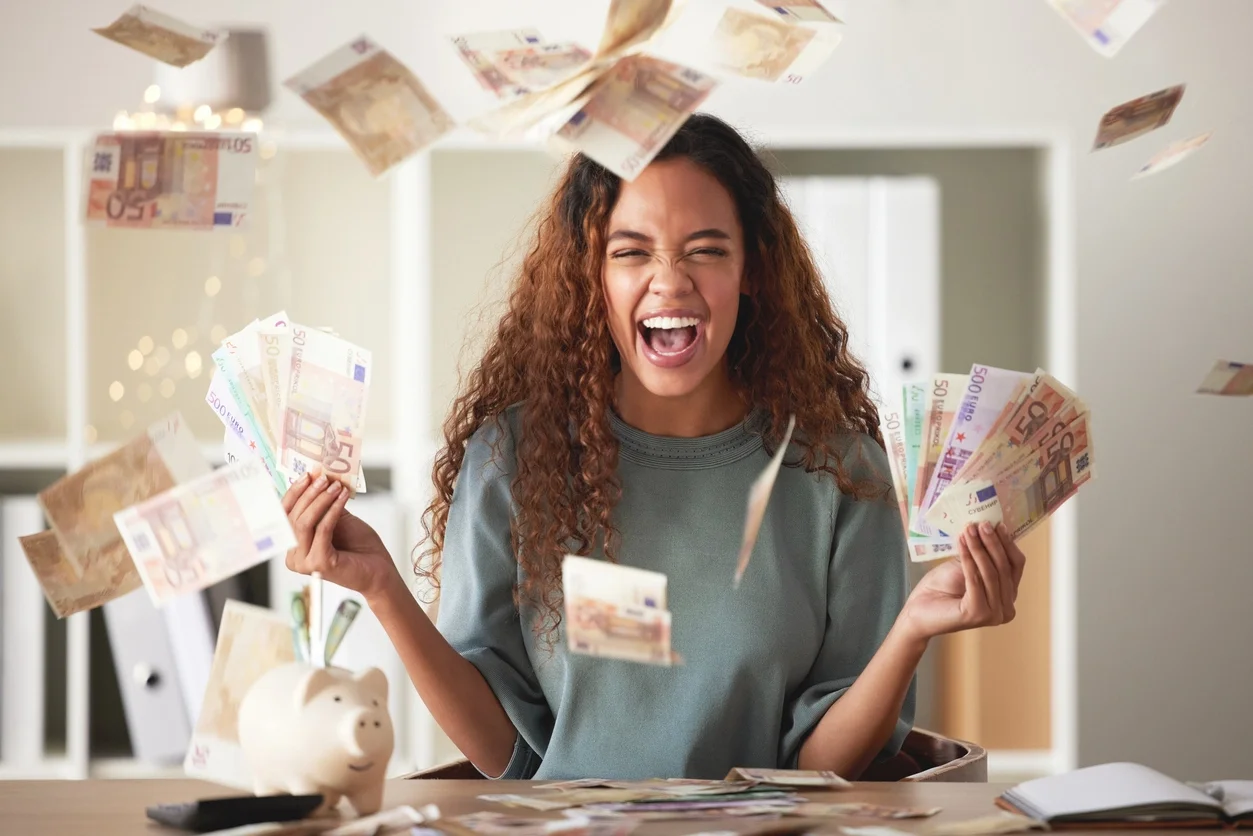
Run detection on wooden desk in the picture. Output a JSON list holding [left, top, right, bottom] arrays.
[[0, 779, 1212, 836]]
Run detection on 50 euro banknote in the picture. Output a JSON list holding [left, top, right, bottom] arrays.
[[114, 458, 297, 606], [277, 324, 373, 489], [92, 4, 223, 67], [925, 411, 1095, 540], [84, 131, 256, 230], [562, 555, 678, 666]]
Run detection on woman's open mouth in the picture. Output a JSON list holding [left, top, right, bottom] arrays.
[[637, 314, 704, 369]]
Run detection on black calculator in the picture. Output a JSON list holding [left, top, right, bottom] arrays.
[[145, 793, 324, 832]]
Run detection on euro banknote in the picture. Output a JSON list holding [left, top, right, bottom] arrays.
[[790, 803, 940, 819], [451, 28, 547, 99], [210, 315, 369, 494], [562, 555, 677, 666], [1092, 84, 1185, 150], [734, 414, 796, 586], [910, 374, 967, 536], [1133, 131, 1213, 179], [880, 408, 910, 534], [84, 131, 256, 230], [919, 366, 1033, 514], [278, 323, 373, 489], [756, 0, 843, 24], [37, 412, 209, 578], [552, 55, 716, 181], [595, 0, 677, 60], [1044, 0, 1168, 58], [92, 4, 223, 67], [493, 43, 594, 92], [185, 599, 297, 789], [710, 6, 842, 84], [927, 411, 1094, 540], [1196, 359, 1253, 395], [114, 458, 297, 606], [19, 529, 142, 619], [285, 36, 455, 177]]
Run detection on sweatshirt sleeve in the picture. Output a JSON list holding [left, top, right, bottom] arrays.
[[435, 414, 551, 779], [779, 433, 916, 770]]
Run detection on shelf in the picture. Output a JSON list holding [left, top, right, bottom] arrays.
[[0, 441, 67, 469], [88, 757, 187, 780], [0, 756, 73, 781]]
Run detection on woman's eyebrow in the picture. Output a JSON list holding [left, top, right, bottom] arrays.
[[605, 228, 732, 244]]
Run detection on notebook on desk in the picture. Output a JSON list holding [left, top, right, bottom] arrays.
[[997, 762, 1253, 829]]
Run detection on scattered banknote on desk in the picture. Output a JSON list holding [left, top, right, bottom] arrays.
[[725, 767, 850, 789], [1196, 359, 1253, 395], [562, 555, 679, 665], [92, 4, 224, 67], [84, 131, 257, 230], [1092, 84, 1185, 150], [881, 367, 1095, 560], [209, 312, 373, 494], [285, 36, 456, 177], [1132, 131, 1212, 179], [1043, 0, 1168, 58], [114, 458, 296, 606], [927, 812, 1046, 836], [791, 802, 941, 819]]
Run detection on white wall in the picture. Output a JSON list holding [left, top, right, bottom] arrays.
[[4, 0, 1252, 778]]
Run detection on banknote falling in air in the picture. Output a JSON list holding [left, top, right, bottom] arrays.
[[709, 5, 842, 84], [209, 312, 372, 494], [756, 0, 844, 25], [30, 413, 209, 612], [1092, 85, 1185, 150], [733, 414, 796, 586], [184, 599, 298, 790], [1043, 0, 1168, 58], [114, 458, 297, 606], [1196, 360, 1253, 395], [551, 55, 717, 181], [92, 4, 223, 67], [1132, 131, 1213, 179], [285, 36, 456, 177], [451, 29, 548, 100], [880, 368, 1095, 561], [84, 131, 257, 230], [562, 555, 679, 666]]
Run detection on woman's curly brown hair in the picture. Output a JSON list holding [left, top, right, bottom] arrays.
[[417, 113, 888, 638]]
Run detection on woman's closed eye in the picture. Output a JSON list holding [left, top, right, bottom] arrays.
[[609, 247, 729, 263], [610, 248, 651, 262]]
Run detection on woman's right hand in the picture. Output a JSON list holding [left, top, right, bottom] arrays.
[[282, 470, 399, 601]]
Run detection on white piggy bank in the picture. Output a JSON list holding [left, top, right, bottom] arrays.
[[237, 662, 394, 816]]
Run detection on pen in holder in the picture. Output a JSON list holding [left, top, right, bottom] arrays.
[[311, 571, 325, 667]]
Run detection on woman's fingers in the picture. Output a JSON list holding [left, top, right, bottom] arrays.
[[281, 472, 313, 513], [310, 489, 351, 570], [296, 480, 342, 549], [977, 521, 1017, 622], [289, 470, 329, 524], [1002, 523, 1027, 588], [963, 524, 1003, 625], [957, 531, 989, 623]]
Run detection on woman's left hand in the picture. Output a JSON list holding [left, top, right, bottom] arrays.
[[901, 521, 1027, 642]]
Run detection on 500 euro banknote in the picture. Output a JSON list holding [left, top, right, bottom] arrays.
[[114, 458, 297, 606], [84, 132, 256, 230]]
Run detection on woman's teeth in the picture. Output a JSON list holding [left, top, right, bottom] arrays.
[[641, 316, 700, 330]]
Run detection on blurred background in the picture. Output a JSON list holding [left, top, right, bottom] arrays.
[[0, 0, 1251, 785]]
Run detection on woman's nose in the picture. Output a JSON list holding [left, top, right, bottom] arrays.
[[647, 257, 693, 295]]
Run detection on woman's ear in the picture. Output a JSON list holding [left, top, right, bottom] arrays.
[[740, 272, 752, 297]]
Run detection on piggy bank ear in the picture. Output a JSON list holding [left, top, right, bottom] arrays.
[[353, 667, 388, 702], [294, 666, 337, 709]]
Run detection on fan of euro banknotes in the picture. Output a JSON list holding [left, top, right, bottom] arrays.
[[879, 367, 1096, 562], [206, 310, 373, 496], [18, 313, 372, 619]]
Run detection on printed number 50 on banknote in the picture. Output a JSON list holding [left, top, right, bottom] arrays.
[[85, 131, 256, 230], [279, 326, 372, 486]]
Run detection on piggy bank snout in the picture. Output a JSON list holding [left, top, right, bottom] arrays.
[[338, 705, 392, 759]]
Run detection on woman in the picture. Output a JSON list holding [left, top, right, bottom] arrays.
[[282, 114, 1026, 781]]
